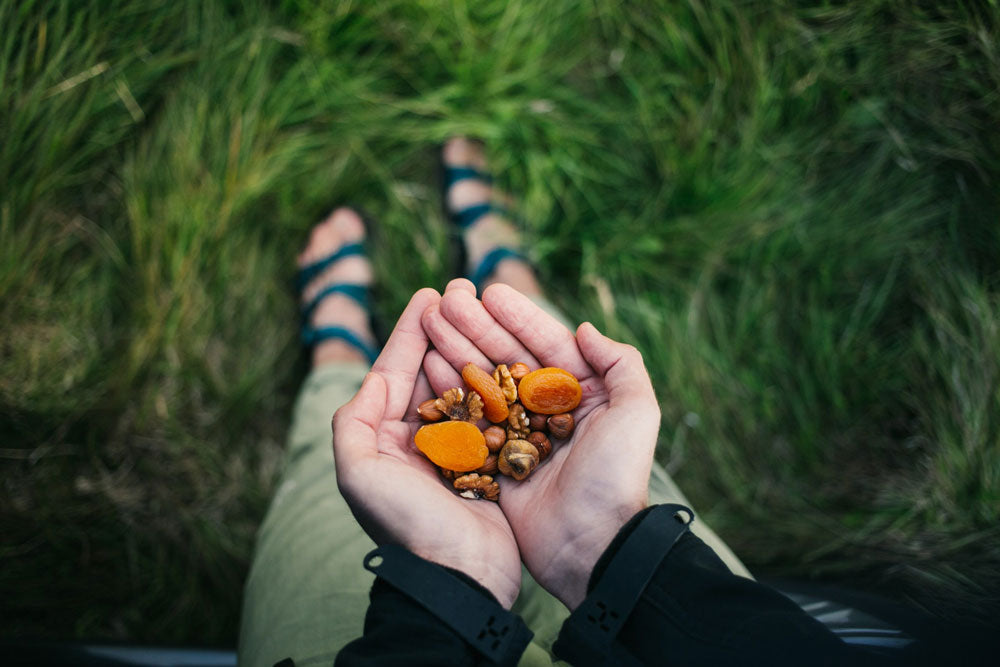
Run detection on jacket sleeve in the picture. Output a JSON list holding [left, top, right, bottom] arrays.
[[335, 545, 532, 667], [552, 506, 896, 666], [334, 576, 482, 667]]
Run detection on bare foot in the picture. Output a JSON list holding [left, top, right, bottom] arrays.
[[442, 138, 541, 297], [298, 208, 377, 367]]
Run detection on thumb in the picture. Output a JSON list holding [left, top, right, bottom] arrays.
[[576, 322, 658, 412], [332, 372, 387, 469]]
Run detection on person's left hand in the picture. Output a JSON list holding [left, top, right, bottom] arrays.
[[333, 288, 522, 608]]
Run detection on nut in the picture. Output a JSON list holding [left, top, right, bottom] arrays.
[[508, 362, 531, 382], [506, 404, 530, 439], [547, 413, 575, 439], [527, 431, 552, 462], [418, 399, 445, 422], [435, 387, 484, 423], [493, 364, 518, 403], [476, 453, 499, 475], [453, 473, 500, 501], [483, 425, 507, 454], [526, 410, 548, 432], [498, 439, 539, 481], [440, 468, 458, 481]]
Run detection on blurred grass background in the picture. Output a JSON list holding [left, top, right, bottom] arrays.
[[2, 0, 998, 645]]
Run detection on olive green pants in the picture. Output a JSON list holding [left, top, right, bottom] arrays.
[[238, 300, 750, 667]]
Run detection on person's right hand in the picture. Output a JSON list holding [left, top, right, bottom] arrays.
[[421, 281, 662, 609]]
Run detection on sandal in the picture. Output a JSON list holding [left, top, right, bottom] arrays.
[[442, 153, 531, 293], [297, 238, 381, 365]]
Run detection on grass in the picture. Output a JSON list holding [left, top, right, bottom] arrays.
[[2, 0, 998, 645]]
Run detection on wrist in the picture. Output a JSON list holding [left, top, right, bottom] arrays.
[[460, 562, 521, 610], [415, 549, 521, 610], [539, 504, 647, 609], [551, 505, 695, 664]]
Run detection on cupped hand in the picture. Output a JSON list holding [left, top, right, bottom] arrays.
[[421, 280, 662, 609], [332, 287, 522, 608]]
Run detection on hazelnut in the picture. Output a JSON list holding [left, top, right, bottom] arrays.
[[476, 453, 499, 476], [418, 399, 445, 422], [498, 439, 539, 481], [508, 362, 531, 382], [526, 410, 547, 432], [547, 413, 575, 439], [483, 425, 507, 454], [527, 431, 552, 462]]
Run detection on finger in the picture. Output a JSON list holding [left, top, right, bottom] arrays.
[[423, 349, 463, 396], [444, 277, 477, 295], [481, 284, 593, 380], [421, 302, 493, 371], [576, 322, 658, 411], [439, 289, 540, 367], [332, 372, 386, 470], [405, 369, 436, 418], [373, 287, 441, 420]]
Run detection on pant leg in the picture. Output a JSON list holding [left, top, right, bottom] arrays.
[[239, 362, 374, 667], [647, 463, 752, 578]]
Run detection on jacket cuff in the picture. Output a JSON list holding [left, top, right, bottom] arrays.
[[553, 504, 863, 667], [553, 504, 694, 666], [356, 545, 533, 666], [586, 505, 657, 592]]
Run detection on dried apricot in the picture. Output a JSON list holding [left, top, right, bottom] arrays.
[[461, 363, 509, 423], [517, 367, 582, 414], [414, 421, 488, 472]]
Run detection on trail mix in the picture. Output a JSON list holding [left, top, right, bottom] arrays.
[[414, 363, 581, 501]]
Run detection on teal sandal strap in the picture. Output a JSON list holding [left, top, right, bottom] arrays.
[[444, 164, 509, 229], [468, 247, 529, 292], [296, 242, 365, 290], [452, 202, 515, 229], [297, 241, 380, 364], [301, 325, 380, 365], [444, 165, 492, 190], [301, 283, 368, 323], [443, 158, 531, 291]]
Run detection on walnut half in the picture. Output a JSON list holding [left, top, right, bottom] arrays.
[[493, 364, 518, 404], [435, 387, 484, 423], [453, 473, 500, 501], [506, 403, 530, 440]]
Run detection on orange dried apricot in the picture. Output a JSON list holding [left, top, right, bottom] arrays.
[[461, 363, 509, 423], [517, 367, 582, 414], [414, 421, 488, 472]]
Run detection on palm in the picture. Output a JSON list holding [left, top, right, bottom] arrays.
[[355, 417, 518, 572], [494, 398, 637, 585]]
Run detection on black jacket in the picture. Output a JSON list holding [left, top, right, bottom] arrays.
[[333, 506, 988, 666]]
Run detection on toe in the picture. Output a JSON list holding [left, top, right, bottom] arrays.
[[443, 137, 488, 170], [328, 207, 366, 238], [299, 207, 366, 267]]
